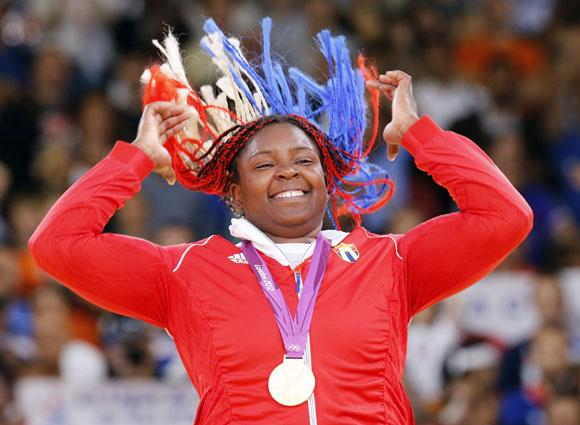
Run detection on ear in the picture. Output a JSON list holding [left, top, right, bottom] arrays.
[[227, 181, 244, 215]]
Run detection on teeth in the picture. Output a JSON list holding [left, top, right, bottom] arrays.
[[274, 190, 305, 199]]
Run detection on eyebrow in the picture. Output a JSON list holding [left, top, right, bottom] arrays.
[[250, 146, 314, 158]]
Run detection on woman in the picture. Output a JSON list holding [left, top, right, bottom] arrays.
[[29, 20, 532, 425]]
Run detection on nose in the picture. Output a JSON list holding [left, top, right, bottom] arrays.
[[276, 163, 299, 180]]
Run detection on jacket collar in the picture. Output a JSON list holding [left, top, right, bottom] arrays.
[[228, 218, 349, 267]]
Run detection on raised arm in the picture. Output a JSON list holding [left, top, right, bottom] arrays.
[[28, 102, 191, 327], [368, 72, 533, 318]]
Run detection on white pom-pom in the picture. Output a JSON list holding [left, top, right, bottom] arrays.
[[176, 88, 188, 104], [140, 69, 151, 84], [159, 63, 174, 78], [152, 32, 191, 89]]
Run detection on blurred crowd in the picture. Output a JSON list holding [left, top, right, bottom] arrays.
[[0, 0, 579, 424]]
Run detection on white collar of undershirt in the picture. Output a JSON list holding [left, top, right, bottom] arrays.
[[229, 217, 349, 267]]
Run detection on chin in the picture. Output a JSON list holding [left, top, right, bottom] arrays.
[[276, 217, 314, 230], [271, 208, 324, 232], [245, 212, 320, 239]]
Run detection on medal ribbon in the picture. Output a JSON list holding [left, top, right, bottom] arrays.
[[242, 234, 331, 359]]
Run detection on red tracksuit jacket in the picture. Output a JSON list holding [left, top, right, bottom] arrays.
[[29, 116, 533, 424]]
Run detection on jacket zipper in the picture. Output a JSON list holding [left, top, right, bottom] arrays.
[[295, 270, 318, 425]]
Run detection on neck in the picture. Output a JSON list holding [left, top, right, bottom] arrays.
[[266, 234, 318, 244], [264, 223, 322, 244], [235, 217, 323, 244]]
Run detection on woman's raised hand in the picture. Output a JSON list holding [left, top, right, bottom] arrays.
[[132, 101, 192, 184], [366, 70, 419, 161]]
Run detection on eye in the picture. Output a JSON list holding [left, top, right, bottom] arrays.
[[296, 158, 313, 165], [255, 163, 273, 170]]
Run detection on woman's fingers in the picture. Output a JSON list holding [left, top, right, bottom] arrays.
[[379, 70, 411, 85], [365, 80, 395, 100], [158, 110, 191, 141], [147, 102, 189, 119], [155, 105, 191, 184], [155, 107, 190, 127], [387, 143, 400, 162], [158, 165, 177, 186], [148, 103, 191, 133], [383, 122, 401, 161], [160, 121, 189, 145], [366, 70, 412, 101], [371, 71, 417, 162], [136, 101, 192, 185]]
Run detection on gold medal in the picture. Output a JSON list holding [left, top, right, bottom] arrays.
[[268, 356, 315, 406]]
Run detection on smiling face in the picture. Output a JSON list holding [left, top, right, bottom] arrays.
[[228, 122, 328, 242]]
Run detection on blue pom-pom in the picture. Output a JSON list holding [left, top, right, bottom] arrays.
[[201, 17, 391, 220]]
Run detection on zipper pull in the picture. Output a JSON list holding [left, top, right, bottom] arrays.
[[294, 270, 302, 296]]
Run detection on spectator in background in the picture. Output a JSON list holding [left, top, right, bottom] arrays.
[[414, 41, 491, 135], [0, 53, 38, 192], [51, 0, 114, 87], [453, 0, 546, 85], [533, 274, 565, 326], [110, 192, 151, 239], [100, 315, 156, 379], [439, 336, 503, 425], [0, 164, 11, 243], [508, 0, 557, 35], [0, 356, 23, 425], [24, 283, 106, 383], [545, 27, 580, 225], [339, 0, 387, 48], [153, 222, 197, 246], [68, 92, 116, 181], [498, 323, 572, 425], [6, 194, 46, 296], [25, 284, 72, 376], [545, 393, 580, 425], [106, 52, 148, 141], [405, 305, 460, 416], [261, 0, 313, 72], [0, 245, 31, 369], [30, 45, 76, 112], [497, 273, 566, 394], [377, 16, 419, 75], [462, 388, 500, 425], [30, 136, 74, 194]]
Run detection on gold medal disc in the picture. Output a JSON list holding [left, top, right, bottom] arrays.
[[268, 357, 315, 406]]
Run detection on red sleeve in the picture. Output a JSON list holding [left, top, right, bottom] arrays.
[[28, 142, 171, 328], [396, 116, 533, 318]]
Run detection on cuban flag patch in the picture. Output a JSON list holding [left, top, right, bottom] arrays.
[[333, 243, 359, 263], [228, 253, 248, 264]]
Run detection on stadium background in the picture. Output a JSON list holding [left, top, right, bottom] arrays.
[[0, 0, 579, 424]]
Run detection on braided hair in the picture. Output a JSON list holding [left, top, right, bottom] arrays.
[[168, 113, 393, 227], [174, 114, 350, 216]]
